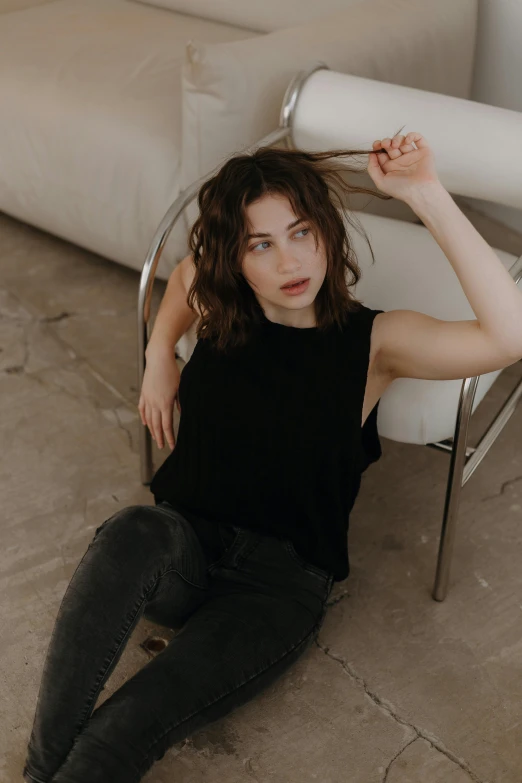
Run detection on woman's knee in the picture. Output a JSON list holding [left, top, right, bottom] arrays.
[[93, 504, 144, 538], [91, 505, 209, 624], [91, 505, 176, 561]]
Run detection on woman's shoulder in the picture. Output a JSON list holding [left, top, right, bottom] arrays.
[[345, 300, 384, 327]]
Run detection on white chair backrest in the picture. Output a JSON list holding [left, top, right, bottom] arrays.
[[292, 69, 522, 210]]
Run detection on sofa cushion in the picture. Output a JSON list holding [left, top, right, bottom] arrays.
[[180, 0, 477, 228], [0, 0, 255, 279], [132, 0, 365, 34]]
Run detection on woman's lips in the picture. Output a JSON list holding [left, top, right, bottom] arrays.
[[280, 278, 310, 296]]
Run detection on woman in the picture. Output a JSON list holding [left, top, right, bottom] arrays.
[[23, 133, 522, 782]]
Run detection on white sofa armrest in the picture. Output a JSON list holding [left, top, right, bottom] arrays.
[[180, 0, 478, 228]]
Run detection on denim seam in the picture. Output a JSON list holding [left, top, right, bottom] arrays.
[[142, 613, 326, 761], [158, 505, 245, 573], [208, 534, 262, 574], [25, 542, 105, 747], [76, 565, 205, 732], [233, 535, 262, 569], [162, 565, 209, 592], [207, 529, 244, 572], [22, 767, 48, 783], [283, 540, 331, 584]]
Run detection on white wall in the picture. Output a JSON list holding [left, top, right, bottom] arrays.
[[466, 0, 522, 237]]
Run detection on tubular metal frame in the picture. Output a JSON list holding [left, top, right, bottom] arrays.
[[137, 62, 522, 602]]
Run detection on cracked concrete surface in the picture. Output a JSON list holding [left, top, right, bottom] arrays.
[[315, 641, 482, 783], [1, 209, 522, 782]]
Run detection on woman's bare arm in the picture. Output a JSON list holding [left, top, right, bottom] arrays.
[[145, 255, 200, 359], [140, 255, 200, 450]]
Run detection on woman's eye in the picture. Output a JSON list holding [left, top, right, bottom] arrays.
[[252, 240, 270, 252], [251, 228, 309, 253]]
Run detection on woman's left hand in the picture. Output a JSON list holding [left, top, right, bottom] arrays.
[[367, 132, 441, 203]]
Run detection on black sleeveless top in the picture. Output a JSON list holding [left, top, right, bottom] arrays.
[[150, 303, 384, 582]]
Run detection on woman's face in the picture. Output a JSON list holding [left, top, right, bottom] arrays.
[[241, 193, 328, 328]]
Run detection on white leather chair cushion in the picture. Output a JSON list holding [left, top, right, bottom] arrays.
[[131, 0, 365, 34], [352, 212, 519, 445], [0, 0, 254, 279]]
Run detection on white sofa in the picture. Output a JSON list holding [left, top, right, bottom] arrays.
[[0, 0, 478, 282]]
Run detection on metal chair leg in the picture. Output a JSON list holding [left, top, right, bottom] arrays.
[[430, 256, 522, 600], [432, 376, 478, 601], [430, 364, 522, 600]]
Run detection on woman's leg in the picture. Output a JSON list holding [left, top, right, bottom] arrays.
[[23, 503, 213, 783], [48, 530, 333, 783]]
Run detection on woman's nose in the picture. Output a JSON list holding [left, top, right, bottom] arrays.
[[277, 248, 299, 268]]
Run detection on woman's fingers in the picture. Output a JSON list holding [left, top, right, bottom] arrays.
[[151, 407, 163, 449], [374, 132, 424, 156], [390, 134, 406, 149], [383, 135, 407, 159], [372, 140, 389, 167], [143, 403, 152, 436], [161, 405, 175, 451], [404, 132, 425, 148], [140, 397, 178, 450], [138, 353, 181, 449], [141, 403, 177, 450], [372, 133, 423, 174]]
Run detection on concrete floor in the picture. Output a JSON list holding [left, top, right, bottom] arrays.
[[1, 202, 522, 783]]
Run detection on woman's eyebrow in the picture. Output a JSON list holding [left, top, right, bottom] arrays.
[[247, 217, 305, 239]]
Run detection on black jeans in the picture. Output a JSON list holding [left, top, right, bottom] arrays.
[[23, 501, 334, 782]]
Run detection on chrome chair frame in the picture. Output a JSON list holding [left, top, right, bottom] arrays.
[[137, 63, 522, 602]]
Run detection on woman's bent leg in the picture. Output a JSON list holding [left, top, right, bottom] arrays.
[[23, 504, 211, 783], [50, 531, 333, 783]]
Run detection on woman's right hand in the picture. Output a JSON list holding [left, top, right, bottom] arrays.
[[138, 349, 181, 451]]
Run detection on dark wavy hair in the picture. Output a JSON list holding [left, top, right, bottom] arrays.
[[186, 141, 395, 354]]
